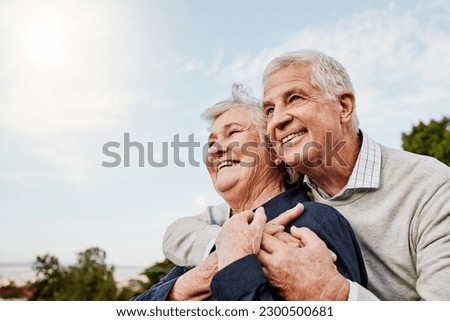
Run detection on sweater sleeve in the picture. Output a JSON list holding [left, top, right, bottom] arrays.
[[162, 204, 228, 267], [413, 178, 450, 300], [348, 281, 380, 301]]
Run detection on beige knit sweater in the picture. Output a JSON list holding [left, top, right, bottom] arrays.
[[312, 145, 450, 300]]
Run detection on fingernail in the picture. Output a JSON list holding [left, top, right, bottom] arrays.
[[255, 207, 265, 215]]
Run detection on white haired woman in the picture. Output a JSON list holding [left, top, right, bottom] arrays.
[[132, 84, 367, 301]]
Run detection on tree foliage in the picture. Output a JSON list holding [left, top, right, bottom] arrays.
[[402, 117, 450, 165], [29, 247, 117, 300], [120, 258, 175, 300], [27, 247, 175, 301]]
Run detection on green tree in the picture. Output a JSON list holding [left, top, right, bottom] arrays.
[[120, 258, 175, 300], [29, 254, 65, 300], [140, 258, 175, 287], [402, 117, 450, 165], [29, 247, 118, 300], [68, 247, 117, 300]]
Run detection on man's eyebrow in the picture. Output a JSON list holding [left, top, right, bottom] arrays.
[[284, 87, 309, 99], [263, 87, 309, 108]]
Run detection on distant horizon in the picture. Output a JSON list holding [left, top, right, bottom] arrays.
[[0, 263, 148, 287]]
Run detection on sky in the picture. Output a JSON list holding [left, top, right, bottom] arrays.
[[0, 0, 449, 272]]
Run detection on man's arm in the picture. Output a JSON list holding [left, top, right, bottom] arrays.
[[414, 179, 450, 300], [162, 203, 229, 266]]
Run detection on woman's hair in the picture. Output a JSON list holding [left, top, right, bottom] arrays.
[[263, 49, 359, 131], [201, 83, 266, 138], [202, 83, 300, 184]]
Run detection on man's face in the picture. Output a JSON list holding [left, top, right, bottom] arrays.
[[263, 63, 344, 170]]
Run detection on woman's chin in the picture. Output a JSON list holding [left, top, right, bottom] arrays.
[[215, 179, 240, 196]]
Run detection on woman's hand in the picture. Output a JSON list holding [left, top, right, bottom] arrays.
[[167, 252, 218, 301], [215, 207, 266, 270]]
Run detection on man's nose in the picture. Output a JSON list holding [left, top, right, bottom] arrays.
[[270, 110, 293, 132]]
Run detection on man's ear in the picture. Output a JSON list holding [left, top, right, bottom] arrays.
[[339, 91, 356, 124]]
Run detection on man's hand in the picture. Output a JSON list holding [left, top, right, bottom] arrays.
[[215, 207, 266, 270], [168, 252, 218, 301], [258, 226, 349, 300]]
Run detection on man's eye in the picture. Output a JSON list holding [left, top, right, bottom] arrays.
[[265, 107, 274, 116], [290, 95, 303, 102]]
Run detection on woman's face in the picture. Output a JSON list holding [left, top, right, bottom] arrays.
[[206, 107, 279, 198]]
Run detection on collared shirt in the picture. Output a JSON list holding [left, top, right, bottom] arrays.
[[304, 131, 382, 200]]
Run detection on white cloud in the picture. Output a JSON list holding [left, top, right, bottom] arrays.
[[183, 60, 205, 73], [0, 86, 132, 137], [181, 50, 225, 75], [205, 51, 224, 75]]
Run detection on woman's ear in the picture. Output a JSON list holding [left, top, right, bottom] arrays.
[[339, 91, 356, 124], [274, 157, 282, 166]]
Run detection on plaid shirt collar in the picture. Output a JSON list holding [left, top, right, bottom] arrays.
[[304, 130, 382, 200]]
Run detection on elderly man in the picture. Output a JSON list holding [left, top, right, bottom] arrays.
[[163, 50, 450, 300]]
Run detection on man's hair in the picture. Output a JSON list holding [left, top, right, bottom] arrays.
[[263, 49, 359, 131], [202, 83, 299, 184]]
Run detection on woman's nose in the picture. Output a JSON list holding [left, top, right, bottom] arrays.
[[208, 140, 227, 157]]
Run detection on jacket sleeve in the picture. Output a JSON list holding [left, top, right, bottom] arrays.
[[210, 255, 275, 301], [130, 266, 188, 301], [162, 203, 229, 267]]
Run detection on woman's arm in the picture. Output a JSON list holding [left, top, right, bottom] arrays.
[[131, 254, 218, 301]]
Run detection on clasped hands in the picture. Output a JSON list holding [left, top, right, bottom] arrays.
[[169, 204, 349, 300], [215, 204, 349, 300]]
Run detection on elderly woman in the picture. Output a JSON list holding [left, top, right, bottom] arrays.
[[132, 84, 367, 301]]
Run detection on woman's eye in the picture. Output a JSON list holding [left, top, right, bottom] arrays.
[[229, 130, 241, 136]]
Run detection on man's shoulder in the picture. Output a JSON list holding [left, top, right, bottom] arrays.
[[380, 145, 450, 180]]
